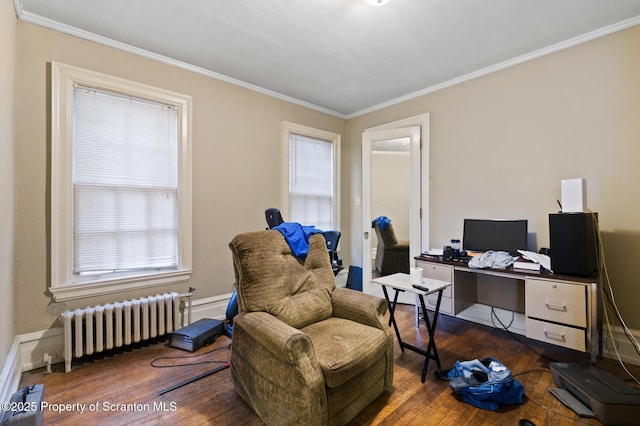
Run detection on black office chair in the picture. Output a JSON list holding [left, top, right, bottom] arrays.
[[265, 208, 284, 229], [323, 230, 343, 275]]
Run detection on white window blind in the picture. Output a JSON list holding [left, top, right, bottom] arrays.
[[288, 133, 334, 231], [73, 86, 179, 274]]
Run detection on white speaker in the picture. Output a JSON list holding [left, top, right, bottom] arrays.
[[561, 178, 586, 213]]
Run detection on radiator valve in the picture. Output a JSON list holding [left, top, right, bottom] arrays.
[[43, 352, 53, 374]]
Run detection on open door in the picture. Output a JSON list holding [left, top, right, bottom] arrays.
[[362, 126, 421, 303]]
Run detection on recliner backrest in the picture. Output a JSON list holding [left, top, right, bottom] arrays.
[[375, 222, 398, 247], [229, 230, 335, 329]]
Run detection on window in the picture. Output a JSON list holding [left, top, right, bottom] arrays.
[[283, 122, 340, 231], [51, 62, 192, 301]]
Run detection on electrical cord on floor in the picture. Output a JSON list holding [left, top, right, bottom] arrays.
[[150, 343, 232, 368]]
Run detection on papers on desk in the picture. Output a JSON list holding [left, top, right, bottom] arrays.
[[516, 250, 552, 272], [422, 248, 443, 256], [512, 259, 541, 271]]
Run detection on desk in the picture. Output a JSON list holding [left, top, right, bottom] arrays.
[[371, 273, 451, 383], [415, 256, 600, 362]]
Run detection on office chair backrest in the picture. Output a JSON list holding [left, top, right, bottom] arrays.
[[265, 208, 284, 229], [323, 230, 341, 253], [323, 230, 341, 266]]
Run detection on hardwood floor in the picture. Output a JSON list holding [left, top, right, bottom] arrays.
[[19, 303, 640, 425]]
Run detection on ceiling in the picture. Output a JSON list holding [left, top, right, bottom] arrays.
[[15, 0, 640, 117]]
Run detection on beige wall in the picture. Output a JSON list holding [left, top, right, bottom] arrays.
[[13, 22, 345, 333], [10, 13, 640, 338], [346, 25, 640, 329], [0, 1, 17, 365]]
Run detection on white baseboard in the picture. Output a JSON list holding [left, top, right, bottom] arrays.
[[18, 327, 65, 372], [186, 292, 232, 324], [15, 293, 232, 373], [601, 324, 640, 366], [0, 337, 22, 403]]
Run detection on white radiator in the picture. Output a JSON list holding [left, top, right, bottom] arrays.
[[60, 292, 181, 373]]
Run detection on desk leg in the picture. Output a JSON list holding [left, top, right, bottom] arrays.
[[381, 286, 405, 352]]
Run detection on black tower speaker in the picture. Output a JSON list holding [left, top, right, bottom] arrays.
[[549, 212, 599, 276]]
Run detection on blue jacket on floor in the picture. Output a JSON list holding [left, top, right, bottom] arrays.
[[447, 357, 524, 410]]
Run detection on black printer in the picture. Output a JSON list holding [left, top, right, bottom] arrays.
[[550, 362, 640, 425]]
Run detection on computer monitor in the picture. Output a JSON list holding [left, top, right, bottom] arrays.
[[463, 219, 528, 255]]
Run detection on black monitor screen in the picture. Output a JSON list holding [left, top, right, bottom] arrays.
[[463, 219, 528, 254]]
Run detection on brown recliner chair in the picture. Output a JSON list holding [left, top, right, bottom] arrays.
[[228, 230, 394, 426], [374, 222, 410, 276]]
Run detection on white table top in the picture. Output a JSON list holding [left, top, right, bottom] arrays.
[[370, 272, 451, 295]]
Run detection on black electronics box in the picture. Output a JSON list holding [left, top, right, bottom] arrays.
[[1, 384, 44, 426], [549, 212, 598, 276], [169, 318, 224, 352]]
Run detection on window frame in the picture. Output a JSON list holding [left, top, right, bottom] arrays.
[[282, 122, 341, 231], [50, 62, 192, 301]]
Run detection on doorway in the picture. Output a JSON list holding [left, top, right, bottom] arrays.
[[362, 126, 421, 302], [361, 113, 430, 300]]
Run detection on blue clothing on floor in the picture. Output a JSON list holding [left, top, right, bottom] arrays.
[[447, 357, 524, 411], [274, 222, 324, 260]]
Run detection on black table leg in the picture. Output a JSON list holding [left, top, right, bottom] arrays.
[[418, 291, 443, 382], [380, 284, 445, 383], [381, 286, 405, 352]]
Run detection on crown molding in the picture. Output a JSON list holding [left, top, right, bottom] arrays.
[[14, 0, 640, 120], [346, 16, 640, 119], [15, 6, 347, 119]]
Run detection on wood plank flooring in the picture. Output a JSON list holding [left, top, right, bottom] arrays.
[[19, 303, 640, 425]]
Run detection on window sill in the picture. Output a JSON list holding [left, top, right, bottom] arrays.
[[49, 269, 192, 302]]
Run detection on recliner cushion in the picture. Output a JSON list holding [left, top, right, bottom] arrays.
[[302, 317, 389, 388], [229, 230, 335, 329]]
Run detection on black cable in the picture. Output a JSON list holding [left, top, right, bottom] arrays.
[[490, 306, 514, 330], [513, 369, 594, 425], [151, 343, 231, 368], [157, 363, 230, 395], [490, 306, 559, 363]]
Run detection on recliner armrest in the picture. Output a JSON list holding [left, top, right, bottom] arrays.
[[331, 287, 387, 330], [233, 311, 317, 364], [231, 311, 328, 424]]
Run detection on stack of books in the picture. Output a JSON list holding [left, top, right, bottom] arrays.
[[513, 249, 552, 272], [512, 258, 541, 271]]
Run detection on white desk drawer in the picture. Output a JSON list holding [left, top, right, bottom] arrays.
[[526, 318, 586, 352], [424, 294, 452, 315], [419, 261, 453, 283], [526, 278, 586, 328]]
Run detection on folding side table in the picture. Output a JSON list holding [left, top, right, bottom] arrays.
[[371, 272, 451, 383]]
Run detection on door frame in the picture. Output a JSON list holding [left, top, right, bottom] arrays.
[[362, 126, 421, 299]]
